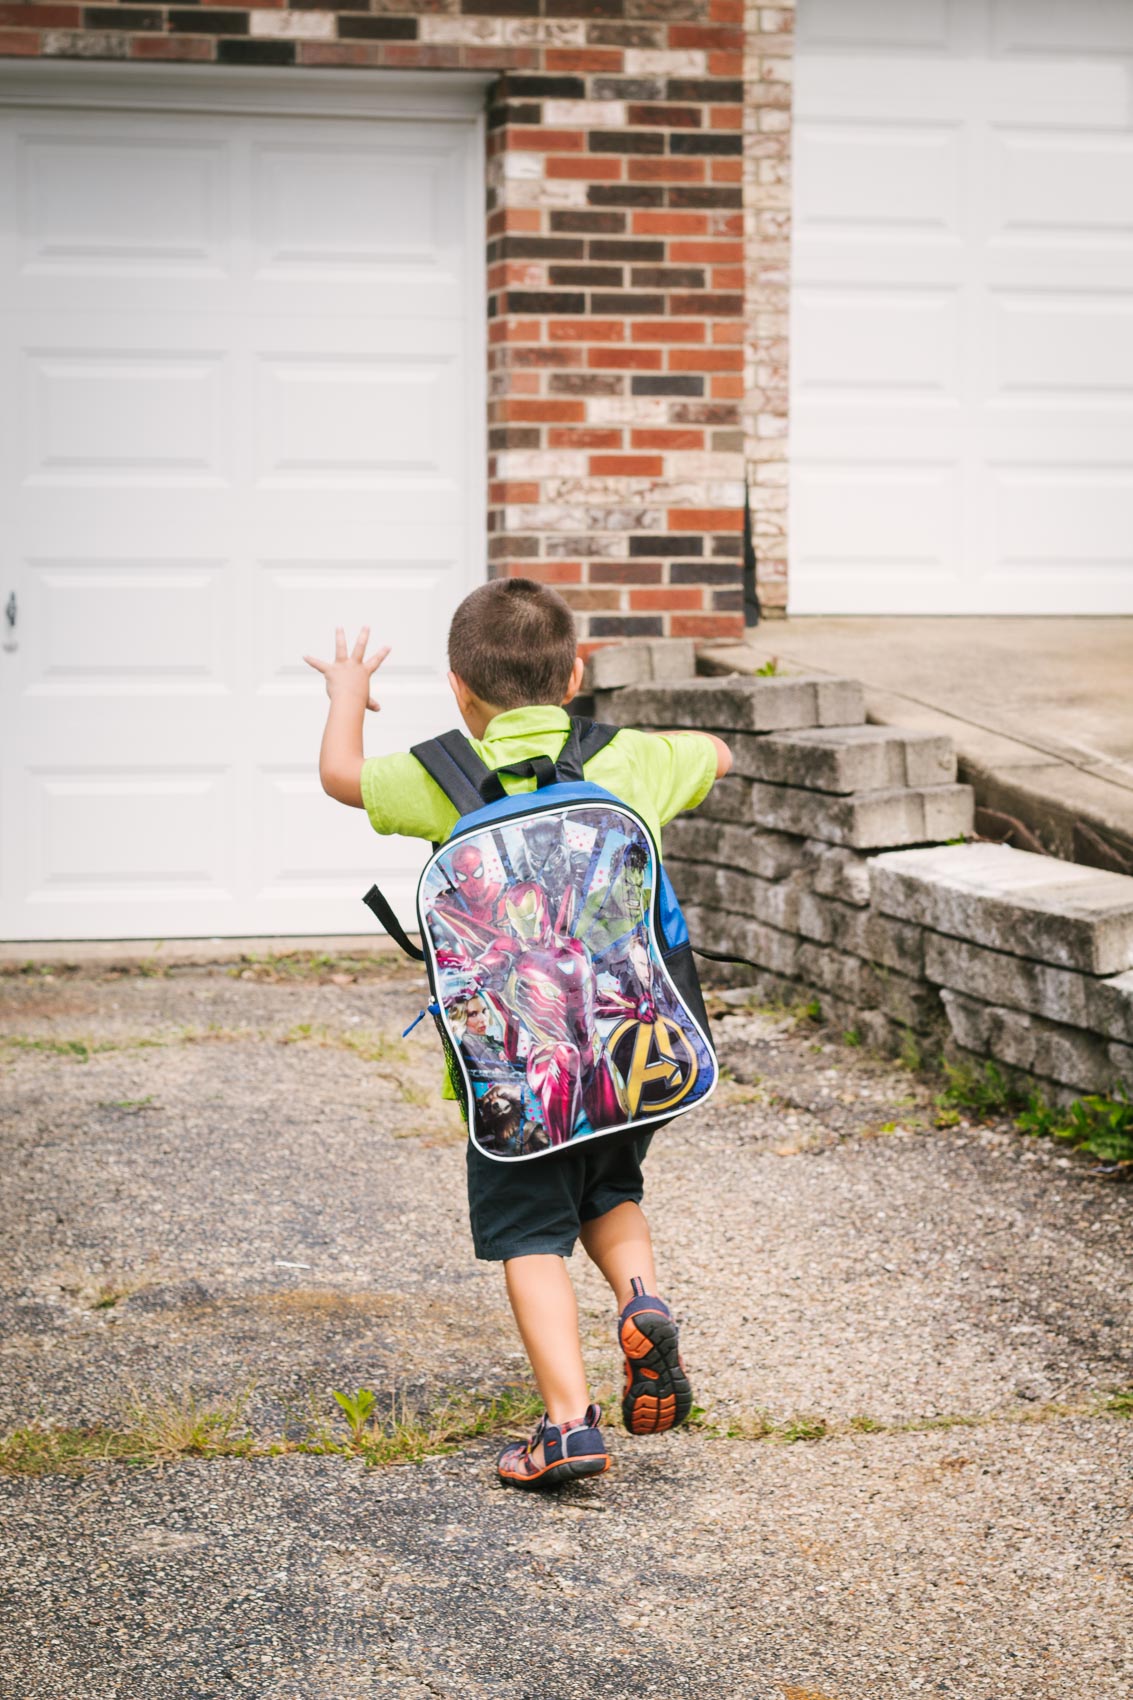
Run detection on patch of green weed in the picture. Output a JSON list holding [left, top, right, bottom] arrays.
[[1017, 1085, 1133, 1165]]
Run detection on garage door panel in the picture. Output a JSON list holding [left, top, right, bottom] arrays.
[[798, 0, 954, 50], [255, 353, 459, 490], [990, 292, 1133, 399], [22, 767, 236, 905], [989, 465, 1133, 568], [795, 121, 962, 238], [254, 560, 457, 696], [990, 129, 1133, 242], [793, 461, 961, 567], [793, 286, 961, 403], [991, 0, 1133, 55], [21, 558, 231, 699], [253, 770, 420, 901], [23, 346, 230, 488]]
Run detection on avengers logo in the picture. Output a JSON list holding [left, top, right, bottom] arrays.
[[607, 1016, 700, 1117]]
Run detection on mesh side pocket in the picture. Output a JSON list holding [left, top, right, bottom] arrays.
[[433, 1011, 470, 1125]]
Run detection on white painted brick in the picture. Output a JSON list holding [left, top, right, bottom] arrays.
[[589, 398, 668, 425], [543, 101, 626, 125], [625, 49, 707, 74], [665, 453, 741, 480], [504, 505, 587, 532], [420, 17, 504, 43], [503, 19, 586, 46], [499, 153, 545, 182], [504, 179, 589, 209], [250, 11, 336, 38], [496, 451, 588, 480]]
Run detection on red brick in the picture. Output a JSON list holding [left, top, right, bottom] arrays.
[[626, 104, 701, 129], [0, 26, 40, 51], [627, 157, 706, 184], [709, 0, 744, 20], [669, 24, 744, 50], [712, 321, 744, 345], [671, 613, 744, 639], [671, 239, 744, 264], [560, 588, 624, 612], [632, 427, 705, 450], [498, 209, 543, 234], [630, 588, 704, 611], [669, 508, 743, 532], [508, 128, 586, 153], [711, 374, 744, 399], [490, 481, 540, 505], [631, 321, 706, 343], [711, 212, 745, 236], [382, 45, 463, 70], [548, 319, 624, 343], [300, 42, 380, 66], [549, 427, 623, 449], [0, 3, 79, 24], [503, 399, 586, 423], [488, 319, 543, 344], [711, 158, 743, 183], [466, 45, 537, 70], [546, 48, 623, 73], [547, 156, 623, 181], [712, 265, 745, 290], [632, 211, 708, 237], [588, 562, 664, 585], [670, 348, 743, 372], [589, 454, 663, 476], [710, 106, 744, 130], [708, 52, 745, 76], [588, 347, 663, 370], [503, 561, 584, 585]]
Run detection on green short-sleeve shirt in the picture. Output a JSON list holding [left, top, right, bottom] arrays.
[[359, 705, 717, 845]]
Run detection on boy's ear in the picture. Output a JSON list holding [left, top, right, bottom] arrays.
[[561, 656, 585, 705]]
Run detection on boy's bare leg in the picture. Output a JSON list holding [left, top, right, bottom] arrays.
[[504, 1254, 591, 1463], [579, 1200, 658, 1309]]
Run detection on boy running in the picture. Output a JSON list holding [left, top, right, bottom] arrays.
[[305, 579, 730, 1488]]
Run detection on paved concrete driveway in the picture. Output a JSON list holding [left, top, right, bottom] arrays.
[[1, 955, 1130, 1699]]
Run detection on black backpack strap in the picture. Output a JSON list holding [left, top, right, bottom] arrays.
[[479, 754, 557, 805], [361, 884, 425, 962], [575, 718, 621, 765], [409, 729, 492, 818]]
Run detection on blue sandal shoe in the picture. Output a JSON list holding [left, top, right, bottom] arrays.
[[619, 1277, 693, 1435], [497, 1403, 610, 1490]]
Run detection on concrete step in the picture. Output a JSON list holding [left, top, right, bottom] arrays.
[[730, 724, 957, 793], [698, 775, 975, 850], [597, 674, 866, 734], [872, 842, 1133, 975]]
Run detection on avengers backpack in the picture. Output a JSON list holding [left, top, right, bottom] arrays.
[[363, 719, 718, 1163]]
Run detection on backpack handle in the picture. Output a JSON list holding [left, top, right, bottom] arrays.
[[479, 754, 557, 804]]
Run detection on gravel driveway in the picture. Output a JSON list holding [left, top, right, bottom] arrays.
[[1, 953, 1129, 1699]]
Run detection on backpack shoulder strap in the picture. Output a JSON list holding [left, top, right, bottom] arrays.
[[409, 729, 491, 818], [575, 719, 622, 766]]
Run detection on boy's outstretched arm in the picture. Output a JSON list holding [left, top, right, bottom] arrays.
[[663, 729, 733, 778], [303, 626, 390, 808]]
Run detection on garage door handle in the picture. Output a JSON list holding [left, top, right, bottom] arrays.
[[2, 591, 14, 653]]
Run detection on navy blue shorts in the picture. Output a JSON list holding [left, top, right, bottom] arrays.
[[466, 1130, 653, 1262]]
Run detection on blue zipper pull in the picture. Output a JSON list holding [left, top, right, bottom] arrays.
[[402, 1000, 440, 1038]]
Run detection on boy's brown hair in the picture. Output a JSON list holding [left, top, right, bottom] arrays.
[[448, 578, 578, 711]]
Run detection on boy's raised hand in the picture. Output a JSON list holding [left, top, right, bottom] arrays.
[[303, 626, 390, 712]]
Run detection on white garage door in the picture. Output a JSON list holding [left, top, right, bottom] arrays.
[[0, 66, 485, 941], [789, 0, 1133, 613]]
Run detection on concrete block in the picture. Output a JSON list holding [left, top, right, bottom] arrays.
[[663, 817, 808, 881], [603, 675, 865, 735], [1091, 971, 1133, 1045], [985, 1007, 1113, 1094], [924, 933, 1093, 1029], [872, 969, 939, 1031], [691, 905, 799, 977], [1108, 1040, 1133, 1087], [585, 638, 695, 692], [667, 862, 805, 933], [866, 915, 926, 979], [744, 781, 974, 849], [797, 892, 924, 978], [939, 989, 991, 1054], [695, 775, 753, 826], [804, 843, 871, 907], [731, 725, 956, 794], [796, 942, 879, 1005], [871, 842, 1133, 975]]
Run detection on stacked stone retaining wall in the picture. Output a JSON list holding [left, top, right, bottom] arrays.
[[590, 654, 1133, 1107]]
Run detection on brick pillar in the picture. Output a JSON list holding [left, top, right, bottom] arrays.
[[743, 1, 794, 616]]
